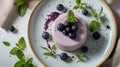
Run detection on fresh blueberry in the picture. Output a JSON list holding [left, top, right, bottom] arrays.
[[8, 26, 15, 32], [60, 53, 69, 60], [64, 22, 70, 27], [71, 24, 78, 31], [82, 9, 88, 15], [69, 32, 76, 39], [65, 27, 72, 33], [57, 23, 65, 32], [62, 30, 68, 36], [106, 25, 110, 29], [57, 4, 64, 11], [81, 46, 88, 53], [93, 32, 101, 40], [42, 32, 50, 40]]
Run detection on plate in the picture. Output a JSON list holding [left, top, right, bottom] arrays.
[[28, 0, 117, 67]]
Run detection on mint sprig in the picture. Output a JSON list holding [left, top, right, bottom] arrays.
[[7, 37, 37, 67], [14, 0, 27, 17], [40, 44, 56, 57], [74, 0, 87, 9], [88, 6, 103, 32], [66, 10, 79, 23], [75, 54, 88, 63]]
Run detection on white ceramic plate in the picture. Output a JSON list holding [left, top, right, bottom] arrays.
[[28, 0, 117, 67]]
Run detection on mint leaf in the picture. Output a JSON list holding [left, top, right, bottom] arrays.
[[66, 10, 79, 23], [14, 60, 24, 67], [73, 5, 79, 9], [40, 46, 50, 51], [44, 52, 54, 57], [16, 50, 25, 61], [98, 7, 103, 17], [14, 1, 24, 7], [10, 47, 20, 55], [27, 58, 33, 65], [81, 3, 87, 8], [89, 20, 100, 32], [52, 44, 56, 50], [17, 37, 26, 49], [76, 54, 84, 62], [3, 41, 11, 47], [76, 0, 81, 5], [18, 4, 27, 17]]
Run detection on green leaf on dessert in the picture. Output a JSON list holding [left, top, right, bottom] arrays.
[[3, 41, 11, 47], [10, 47, 20, 55], [44, 52, 54, 57], [76, 54, 84, 62], [66, 10, 79, 23], [98, 7, 103, 17], [52, 44, 56, 50], [14, 1, 24, 7], [18, 4, 27, 17], [89, 20, 100, 32]]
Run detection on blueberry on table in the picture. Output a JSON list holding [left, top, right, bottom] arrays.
[[68, 32, 76, 39], [8, 26, 15, 32], [81, 46, 88, 53], [60, 53, 69, 60], [42, 32, 50, 40], [57, 4, 65, 11], [57, 23, 65, 32], [82, 8, 89, 15], [93, 32, 101, 40]]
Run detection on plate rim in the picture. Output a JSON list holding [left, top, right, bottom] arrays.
[[27, 0, 118, 67]]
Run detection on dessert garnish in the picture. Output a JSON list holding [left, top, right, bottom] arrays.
[[81, 46, 88, 53], [3, 41, 11, 47], [92, 32, 101, 40], [57, 4, 67, 13], [42, 32, 50, 40], [76, 54, 88, 63], [73, 0, 87, 9]]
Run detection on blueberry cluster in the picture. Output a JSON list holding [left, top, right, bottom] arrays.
[[57, 22, 79, 39]]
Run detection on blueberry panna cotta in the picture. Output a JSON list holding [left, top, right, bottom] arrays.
[[93, 32, 101, 40], [57, 4, 67, 13], [42, 32, 50, 40]]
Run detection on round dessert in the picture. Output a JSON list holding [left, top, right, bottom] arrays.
[[52, 14, 87, 51]]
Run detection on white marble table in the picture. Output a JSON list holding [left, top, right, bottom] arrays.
[[0, 1, 120, 67]]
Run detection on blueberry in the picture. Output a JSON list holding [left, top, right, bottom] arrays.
[[57, 23, 65, 32], [69, 32, 76, 39], [93, 32, 101, 40], [82, 9, 88, 15], [57, 4, 64, 11], [64, 22, 70, 27], [60, 53, 69, 60], [81, 46, 88, 53], [106, 25, 110, 29], [8, 26, 15, 32], [65, 27, 72, 33], [42, 32, 50, 40], [62, 30, 68, 36], [71, 24, 78, 31]]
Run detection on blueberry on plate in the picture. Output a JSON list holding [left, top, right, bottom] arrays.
[[68, 32, 76, 39], [81, 46, 88, 53], [42, 32, 50, 40], [60, 53, 69, 60], [57, 23, 65, 32], [57, 4, 65, 11], [8, 26, 15, 32], [93, 32, 101, 40], [82, 8, 89, 15]]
